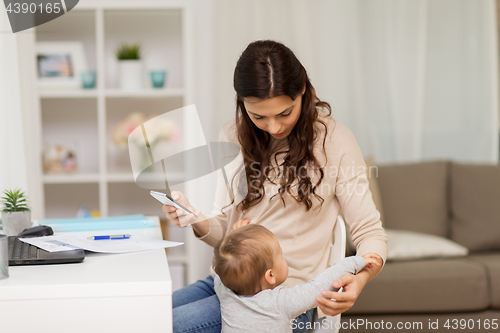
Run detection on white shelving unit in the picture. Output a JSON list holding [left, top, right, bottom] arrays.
[[34, 0, 201, 288], [39, 88, 185, 99]]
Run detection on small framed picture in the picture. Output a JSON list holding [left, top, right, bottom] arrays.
[[36, 41, 88, 90]]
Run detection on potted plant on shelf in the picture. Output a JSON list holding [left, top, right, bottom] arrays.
[[116, 42, 143, 90], [1, 189, 31, 236]]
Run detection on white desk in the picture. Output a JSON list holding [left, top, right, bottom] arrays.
[[0, 216, 173, 333]]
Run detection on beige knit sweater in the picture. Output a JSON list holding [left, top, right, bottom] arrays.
[[196, 111, 388, 288]]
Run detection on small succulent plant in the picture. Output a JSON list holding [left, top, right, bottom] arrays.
[[115, 43, 141, 60], [1, 189, 30, 213]]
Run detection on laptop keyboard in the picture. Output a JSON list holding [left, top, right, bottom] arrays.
[[8, 237, 38, 260]]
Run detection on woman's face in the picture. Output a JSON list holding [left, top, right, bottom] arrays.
[[243, 94, 303, 139]]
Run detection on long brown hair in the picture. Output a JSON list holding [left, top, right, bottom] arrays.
[[233, 40, 332, 212]]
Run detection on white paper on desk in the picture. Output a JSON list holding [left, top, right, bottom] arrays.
[[20, 235, 183, 253], [18, 238, 82, 252]]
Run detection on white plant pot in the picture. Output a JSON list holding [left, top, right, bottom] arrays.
[[1, 211, 31, 236], [118, 60, 144, 90]]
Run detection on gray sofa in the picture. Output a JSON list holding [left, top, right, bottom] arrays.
[[342, 161, 500, 332]]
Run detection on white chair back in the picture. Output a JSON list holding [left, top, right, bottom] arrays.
[[309, 215, 346, 333]]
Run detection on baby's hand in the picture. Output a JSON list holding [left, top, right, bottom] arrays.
[[362, 253, 382, 268]]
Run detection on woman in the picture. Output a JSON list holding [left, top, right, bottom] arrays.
[[164, 40, 387, 333]]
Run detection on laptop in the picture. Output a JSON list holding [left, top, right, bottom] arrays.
[[8, 236, 85, 266]]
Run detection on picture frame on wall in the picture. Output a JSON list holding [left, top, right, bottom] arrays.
[[36, 41, 88, 90]]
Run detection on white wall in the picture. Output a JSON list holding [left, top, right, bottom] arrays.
[[195, 0, 499, 164]]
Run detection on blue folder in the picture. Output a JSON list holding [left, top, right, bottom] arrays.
[[39, 214, 155, 232]]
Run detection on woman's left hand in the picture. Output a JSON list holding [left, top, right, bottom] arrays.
[[315, 273, 365, 316], [230, 218, 251, 232]]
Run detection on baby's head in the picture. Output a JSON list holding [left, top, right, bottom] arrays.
[[213, 224, 288, 296]]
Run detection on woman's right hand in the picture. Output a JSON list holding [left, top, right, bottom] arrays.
[[162, 191, 200, 228]]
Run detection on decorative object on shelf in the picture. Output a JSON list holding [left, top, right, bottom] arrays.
[[112, 113, 147, 148], [0, 189, 31, 236], [116, 43, 143, 90], [112, 112, 181, 173], [76, 204, 91, 218], [150, 70, 168, 88], [36, 41, 88, 90], [76, 204, 101, 218], [43, 143, 78, 173], [81, 70, 97, 89]]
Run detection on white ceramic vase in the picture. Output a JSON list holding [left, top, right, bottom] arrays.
[[1, 211, 31, 236], [118, 60, 144, 90]]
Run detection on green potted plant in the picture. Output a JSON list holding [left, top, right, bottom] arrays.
[[1, 189, 31, 236], [116, 42, 143, 90]]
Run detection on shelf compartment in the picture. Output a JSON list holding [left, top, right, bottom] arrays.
[[41, 98, 99, 174], [103, 9, 183, 90], [106, 96, 184, 175], [36, 9, 97, 75], [107, 182, 181, 217], [44, 183, 100, 218], [166, 254, 187, 264]]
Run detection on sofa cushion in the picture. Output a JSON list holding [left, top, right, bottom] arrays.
[[468, 253, 500, 310], [346, 258, 489, 314], [385, 229, 468, 261], [377, 161, 449, 237], [450, 162, 500, 251]]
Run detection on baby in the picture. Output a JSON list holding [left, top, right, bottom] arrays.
[[213, 224, 380, 333]]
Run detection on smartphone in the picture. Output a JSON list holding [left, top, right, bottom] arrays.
[[150, 191, 198, 219]]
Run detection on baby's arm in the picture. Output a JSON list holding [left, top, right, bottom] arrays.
[[276, 256, 372, 319]]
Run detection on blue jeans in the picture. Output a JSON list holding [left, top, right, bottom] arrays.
[[173, 276, 314, 333]]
